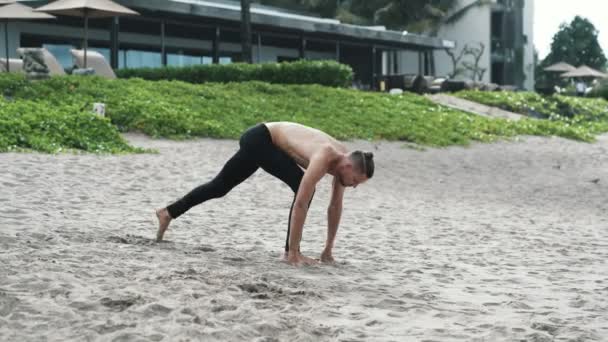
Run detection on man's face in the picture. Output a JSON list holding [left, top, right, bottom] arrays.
[[339, 167, 368, 188]]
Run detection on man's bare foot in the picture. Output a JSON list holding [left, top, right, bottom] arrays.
[[156, 208, 172, 242], [284, 251, 318, 266]]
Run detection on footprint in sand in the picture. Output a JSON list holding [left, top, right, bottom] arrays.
[[212, 304, 238, 312], [349, 312, 367, 320], [91, 322, 136, 335], [525, 332, 553, 342], [365, 319, 381, 326], [107, 234, 156, 246], [239, 283, 271, 294], [507, 301, 533, 310], [482, 302, 502, 307], [531, 322, 559, 335], [224, 256, 246, 262], [194, 245, 216, 252], [0, 292, 20, 317], [141, 303, 173, 317], [100, 296, 141, 312]]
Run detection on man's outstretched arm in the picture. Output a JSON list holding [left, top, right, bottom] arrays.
[[322, 177, 344, 263], [287, 147, 331, 266]]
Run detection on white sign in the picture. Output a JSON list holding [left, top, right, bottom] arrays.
[[93, 103, 106, 117]]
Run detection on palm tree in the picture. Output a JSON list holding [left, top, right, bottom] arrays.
[[241, 0, 253, 63]]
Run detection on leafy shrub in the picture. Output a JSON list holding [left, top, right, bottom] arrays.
[[590, 80, 608, 101], [455, 90, 608, 133], [0, 96, 145, 153]]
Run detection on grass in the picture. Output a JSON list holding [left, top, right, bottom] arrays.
[[0, 73, 605, 154]]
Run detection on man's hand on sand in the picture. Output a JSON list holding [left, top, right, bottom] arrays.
[[320, 249, 335, 264], [286, 251, 318, 267]]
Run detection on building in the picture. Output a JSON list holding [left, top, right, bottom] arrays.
[[431, 0, 535, 90], [1, 0, 454, 89]]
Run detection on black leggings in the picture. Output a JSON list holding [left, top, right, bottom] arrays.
[[166, 123, 312, 252]]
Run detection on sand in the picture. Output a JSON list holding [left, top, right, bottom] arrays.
[[1, 133, 607, 342]]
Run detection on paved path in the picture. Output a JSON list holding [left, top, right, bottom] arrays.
[[427, 93, 526, 121]]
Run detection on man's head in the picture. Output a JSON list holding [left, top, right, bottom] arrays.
[[337, 150, 374, 187]]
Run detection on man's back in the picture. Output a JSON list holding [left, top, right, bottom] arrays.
[[266, 122, 347, 169]]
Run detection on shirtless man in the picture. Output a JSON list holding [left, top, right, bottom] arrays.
[[155, 122, 374, 266]]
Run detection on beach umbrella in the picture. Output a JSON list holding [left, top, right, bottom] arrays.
[[543, 62, 576, 73], [0, 2, 55, 72], [560, 65, 607, 79], [35, 0, 139, 68]]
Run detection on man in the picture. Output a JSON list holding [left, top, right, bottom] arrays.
[[155, 122, 374, 266], [576, 79, 587, 97]]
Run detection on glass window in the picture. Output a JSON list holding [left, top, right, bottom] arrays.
[[91, 47, 110, 62], [121, 49, 162, 69], [167, 53, 212, 66], [43, 44, 73, 69]]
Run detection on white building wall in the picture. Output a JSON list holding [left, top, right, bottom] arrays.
[[433, 0, 493, 82], [522, 0, 535, 90]]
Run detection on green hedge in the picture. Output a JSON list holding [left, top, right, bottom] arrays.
[[115, 60, 354, 88]]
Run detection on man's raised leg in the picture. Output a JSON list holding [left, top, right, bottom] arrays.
[[155, 146, 259, 242]]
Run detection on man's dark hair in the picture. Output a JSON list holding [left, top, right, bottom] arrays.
[[350, 150, 374, 178]]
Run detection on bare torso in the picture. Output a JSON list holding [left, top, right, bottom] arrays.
[[265, 122, 348, 171]]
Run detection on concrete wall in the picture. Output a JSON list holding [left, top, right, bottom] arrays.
[[522, 0, 535, 90], [433, 0, 493, 82]]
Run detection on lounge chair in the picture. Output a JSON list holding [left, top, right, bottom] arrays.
[[0, 58, 24, 73], [17, 47, 66, 76], [70, 49, 116, 79]]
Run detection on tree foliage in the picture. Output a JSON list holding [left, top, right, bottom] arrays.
[[255, 0, 489, 33], [537, 16, 607, 89], [544, 16, 607, 70]]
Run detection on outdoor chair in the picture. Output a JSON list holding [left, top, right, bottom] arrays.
[[70, 49, 116, 79], [0, 58, 24, 73], [17, 47, 66, 76]]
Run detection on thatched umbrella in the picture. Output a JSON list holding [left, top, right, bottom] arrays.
[[0, 2, 55, 72], [35, 0, 139, 68], [544, 62, 576, 73], [560, 65, 607, 79]]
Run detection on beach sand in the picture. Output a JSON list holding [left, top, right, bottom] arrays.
[[1, 133, 607, 341]]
